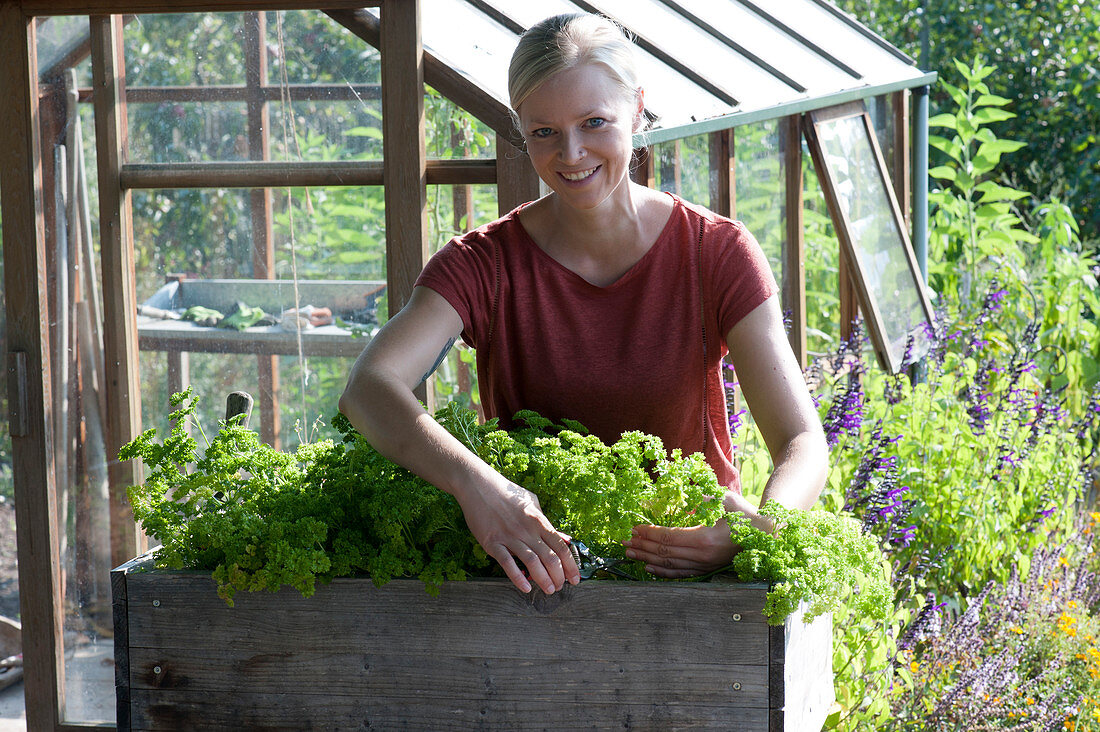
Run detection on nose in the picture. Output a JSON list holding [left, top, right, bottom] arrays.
[[558, 129, 585, 165]]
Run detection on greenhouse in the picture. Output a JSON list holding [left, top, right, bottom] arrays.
[[7, 0, 1094, 730]]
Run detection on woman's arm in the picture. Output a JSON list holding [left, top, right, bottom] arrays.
[[622, 294, 828, 577], [339, 286, 580, 594]]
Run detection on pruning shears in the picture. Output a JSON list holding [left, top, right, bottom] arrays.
[[568, 539, 638, 581]]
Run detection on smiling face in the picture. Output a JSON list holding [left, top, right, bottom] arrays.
[[517, 63, 642, 212]]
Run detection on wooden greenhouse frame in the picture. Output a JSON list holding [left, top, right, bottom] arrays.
[[0, 1, 935, 728]]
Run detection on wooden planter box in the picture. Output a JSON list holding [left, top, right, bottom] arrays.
[[113, 555, 834, 731]]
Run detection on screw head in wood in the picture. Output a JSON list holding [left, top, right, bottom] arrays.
[[732, 613, 741, 621], [152, 599, 161, 607], [153, 666, 162, 674], [732, 682, 742, 691]]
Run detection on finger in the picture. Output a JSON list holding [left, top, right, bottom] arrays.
[[487, 545, 532, 594], [622, 533, 708, 562], [629, 523, 709, 545], [532, 538, 569, 591], [545, 531, 581, 585], [512, 544, 559, 595]]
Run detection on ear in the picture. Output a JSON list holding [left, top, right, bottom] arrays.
[[632, 87, 646, 132]]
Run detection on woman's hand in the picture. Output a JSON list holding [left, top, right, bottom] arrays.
[[622, 489, 776, 578], [455, 477, 580, 595]]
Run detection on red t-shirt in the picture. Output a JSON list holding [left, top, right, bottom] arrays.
[[415, 194, 777, 490]]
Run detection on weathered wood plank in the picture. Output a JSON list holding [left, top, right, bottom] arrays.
[[776, 609, 833, 731], [124, 576, 771, 666], [112, 563, 132, 731], [708, 128, 735, 219], [119, 159, 496, 190], [116, 563, 831, 730], [91, 13, 145, 567], [892, 89, 911, 230], [783, 115, 806, 368], [128, 690, 772, 731], [26, 0, 380, 15], [495, 135, 541, 216], [0, 7, 64, 729], [128, 648, 768, 705], [380, 0, 428, 316]]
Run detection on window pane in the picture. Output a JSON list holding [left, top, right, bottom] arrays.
[[734, 120, 784, 286]]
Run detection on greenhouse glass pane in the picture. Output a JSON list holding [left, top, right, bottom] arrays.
[[418, 0, 519, 106], [265, 10, 379, 86], [125, 11, 382, 163], [35, 16, 90, 79], [758, 0, 918, 83], [814, 113, 929, 369], [589, 0, 786, 109], [460, 0, 731, 126], [673, 0, 858, 94], [734, 121, 784, 286], [125, 14, 246, 86]]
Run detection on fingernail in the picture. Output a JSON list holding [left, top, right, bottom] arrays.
[[625, 550, 636, 559]]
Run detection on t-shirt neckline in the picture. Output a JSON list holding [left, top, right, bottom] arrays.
[[510, 193, 683, 291]]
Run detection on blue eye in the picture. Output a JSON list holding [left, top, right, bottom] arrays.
[[530, 128, 554, 138], [584, 117, 606, 129]]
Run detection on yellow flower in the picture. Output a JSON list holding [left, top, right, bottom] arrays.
[[1090, 511, 1100, 523], [1009, 625, 1024, 634], [1068, 599, 1078, 608], [910, 660, 920, 674], [1026, 697, 1036, 706]]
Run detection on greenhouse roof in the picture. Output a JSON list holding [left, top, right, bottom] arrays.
[[35, 1, 935, 147], [397, 0, 937, 145]]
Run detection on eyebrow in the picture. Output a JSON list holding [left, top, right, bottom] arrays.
[[524, 108, 614, 127]]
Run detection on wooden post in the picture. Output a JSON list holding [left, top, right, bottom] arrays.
[[91, 14, 144, 568], [244, 11, 280, 449], [708, 127, 740, 429], [892, 90, 911, 232], [782, 116, 806, 368], [708, 128, 735, 219], [659, 139, 682, 195], [0, 5, 64, 727], [380, 0, 431, 407], [495, 136, 541, 216], [452, 127, 483, 420]]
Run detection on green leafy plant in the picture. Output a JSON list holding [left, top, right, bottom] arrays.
[[123, 389, 888, 625], [726, 502, 892, 625]]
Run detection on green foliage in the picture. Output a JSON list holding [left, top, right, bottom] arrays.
[[726, 503, 892, 625], [926, 57, 1100, 401], [124, 391, 886, 624], [122, 388, 487, 605], [833, 0, 1100, 241]]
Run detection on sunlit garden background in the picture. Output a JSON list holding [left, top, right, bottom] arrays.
[[1, 3, 1099, 729]]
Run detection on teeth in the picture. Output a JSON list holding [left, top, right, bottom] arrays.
[[561, 167, 598, 181]]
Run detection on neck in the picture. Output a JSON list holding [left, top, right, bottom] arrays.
[[546, 181, 646, 256]]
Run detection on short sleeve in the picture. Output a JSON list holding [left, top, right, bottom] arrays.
[[414, 232, 496, 347], [709, 220, 779, 338]]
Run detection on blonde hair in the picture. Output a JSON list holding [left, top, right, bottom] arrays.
[[508, 13, 640, 116]]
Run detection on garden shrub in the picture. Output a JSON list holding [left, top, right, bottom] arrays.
[[833, 0, 1100, 242], [797, 58, 1100, 731]]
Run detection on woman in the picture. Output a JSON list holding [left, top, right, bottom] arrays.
[[339, 13, 827, 595]]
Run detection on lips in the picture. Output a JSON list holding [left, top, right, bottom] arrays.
[[559, 165, 600, 182]]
